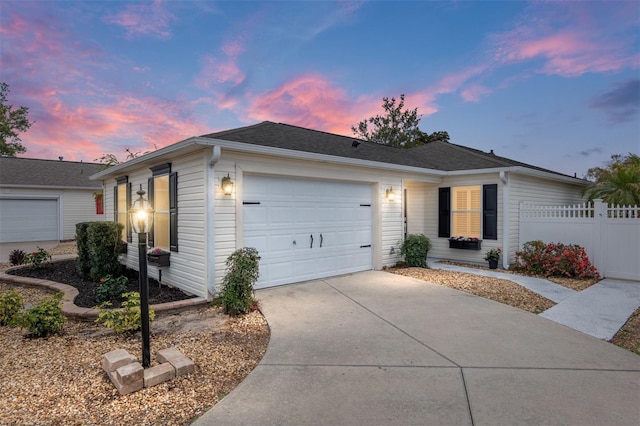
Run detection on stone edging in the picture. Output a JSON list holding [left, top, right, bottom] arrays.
[[0, 269, 208, 321]]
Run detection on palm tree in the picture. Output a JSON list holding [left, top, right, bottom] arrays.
[[584, 154, 640, 206]]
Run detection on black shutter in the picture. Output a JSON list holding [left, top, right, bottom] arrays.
[[169, 172, 178, 252], [126, 182, 132, 243], [147, 177, 155, 248], [483, 184, 498, 240], [113, 186, 118, 222], [438, 187, 450, 238]]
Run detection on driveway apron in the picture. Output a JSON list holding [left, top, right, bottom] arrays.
[[193, 271, 640, 426]]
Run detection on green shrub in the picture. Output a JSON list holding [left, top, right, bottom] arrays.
[[0, 290, 24, 326], [96, 275, 129, 303], [220, 247, 261, 316], [95, 292, 155, 334], [24, 247, 51, 268], [18, 292, 66, 337], [75, 222, 92, 278], [9, 249, 26, 266], [515, 240, 600, 279], [87, 222, 124, 280], [400, 234, 431, 267]]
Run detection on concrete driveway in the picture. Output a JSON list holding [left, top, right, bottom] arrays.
[[194, 271, 640, 425]]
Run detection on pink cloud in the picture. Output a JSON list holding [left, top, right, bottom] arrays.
[[195, 55, 246, 88], [105, 0, 176, 39], [247, 74, 353, 133], [491, 3, 639, 77], [461, 84, 491, 103]]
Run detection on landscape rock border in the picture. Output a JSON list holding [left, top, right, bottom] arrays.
[[0, 267, 208, 320]]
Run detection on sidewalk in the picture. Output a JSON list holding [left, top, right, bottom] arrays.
[[430, 259, 640, 340]]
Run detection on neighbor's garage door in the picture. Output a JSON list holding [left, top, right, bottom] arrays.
[[0, 198, 59, 243], [243, 175, 372, 289]]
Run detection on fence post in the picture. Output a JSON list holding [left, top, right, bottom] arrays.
[[592, 199, 606, 276]]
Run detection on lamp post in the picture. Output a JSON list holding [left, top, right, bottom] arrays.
[[129, 185, 154, 368]]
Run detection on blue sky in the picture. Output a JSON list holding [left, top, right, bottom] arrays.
[[1, 0, 638, 177]]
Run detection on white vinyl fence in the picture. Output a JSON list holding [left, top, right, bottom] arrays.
[[519, 199, 640, 281]]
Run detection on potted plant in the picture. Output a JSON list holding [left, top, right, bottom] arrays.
[[147, 247, 170, 267], [449, 236, 482, 250], [484, 247, 501, 269]]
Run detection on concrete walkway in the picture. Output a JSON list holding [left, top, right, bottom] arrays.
[[194, 271, 640, 426], [430, 260, 640, 340]]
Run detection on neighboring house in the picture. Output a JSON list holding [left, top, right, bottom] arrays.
[[0, 157, 105, 243], [91, 121, 587, 298]]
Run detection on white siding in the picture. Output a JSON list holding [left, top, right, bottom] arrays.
[[101, 152, 209, 298]]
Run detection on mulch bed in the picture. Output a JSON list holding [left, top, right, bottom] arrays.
[[7, 259, 196, 308]]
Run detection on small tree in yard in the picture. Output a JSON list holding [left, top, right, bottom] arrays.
[[1, 82, 33, 157], [220, 248, 260, 316]]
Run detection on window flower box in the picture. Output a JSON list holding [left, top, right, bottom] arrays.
[[448, 237, 482, 250], [147, 248, 170, 267]]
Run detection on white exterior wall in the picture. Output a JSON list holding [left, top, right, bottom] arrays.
[[0, 187, 103, 240], [508, 173, 584, 265], [210, 149, 414, 290], [102, 152, 209, 298]]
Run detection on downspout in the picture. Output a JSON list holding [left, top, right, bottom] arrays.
[[206, 146, 221, 297], [500, 171, 509, 269]]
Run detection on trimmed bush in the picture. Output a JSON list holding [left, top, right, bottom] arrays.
[[95, 291, 155, 334], [18, 292, 66, 337], [220, 247, 261, 316], [515, 240, 600, 279], [75, 222, 92, 278], [400, 234, 431, 267], [0, 290, 24, 326], [9, 249, 26, 266], [87, 222, 124, 281]]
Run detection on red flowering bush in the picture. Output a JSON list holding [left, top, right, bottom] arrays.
[[515, 240, 600, 279]]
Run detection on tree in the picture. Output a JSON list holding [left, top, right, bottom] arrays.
[[352, 94, 449, 148], [419, 130, 450, 143], [95, 148, 148, 169], [584, 153, 640, 206], [0, 82, 33, 156], [352, 94, 425, 148]]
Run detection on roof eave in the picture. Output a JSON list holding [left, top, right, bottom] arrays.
[[447, 166, 588, 185]]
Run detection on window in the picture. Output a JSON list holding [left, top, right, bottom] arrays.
[[148, 164, 178, 252], [114, 177, 131, 242], [438, 184, 497, 240], [452, 185, 481, 238]]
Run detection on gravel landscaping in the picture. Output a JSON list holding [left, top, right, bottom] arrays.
[[0, 242, 636, 424]]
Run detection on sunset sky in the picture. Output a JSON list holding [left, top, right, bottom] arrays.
[[1, 0, 638, 177]]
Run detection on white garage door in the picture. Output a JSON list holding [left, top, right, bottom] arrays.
[[0, 198, 59, 243], [243, 175, 373, 289]]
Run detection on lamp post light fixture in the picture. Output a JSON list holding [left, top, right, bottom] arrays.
[[129, 185, 154, 368], [221, 173, 234, 195]]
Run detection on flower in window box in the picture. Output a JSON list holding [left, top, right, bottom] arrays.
[[147, 247, 169, 255], [147, 248, 170, 266], [448, 236, 480, 242]]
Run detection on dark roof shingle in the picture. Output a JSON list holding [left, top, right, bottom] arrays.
[[0, 157, 103, 188], [202, 121, 571, 176]]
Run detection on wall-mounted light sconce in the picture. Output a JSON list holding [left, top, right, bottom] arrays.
[[221, 174, 234, 195], [385, 187, 395, 201]]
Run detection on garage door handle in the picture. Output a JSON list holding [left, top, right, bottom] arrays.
[[320, 233, 323, 248], [360, 244, 371, 248], [310, 234, 314, 248]]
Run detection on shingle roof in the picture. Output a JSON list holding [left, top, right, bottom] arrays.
[[0, 157, 103, 188], [201, 121, 571, 176]]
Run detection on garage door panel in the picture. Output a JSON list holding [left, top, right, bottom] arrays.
[[243, 175, 372, 289], [0, 199, 59, 243]]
